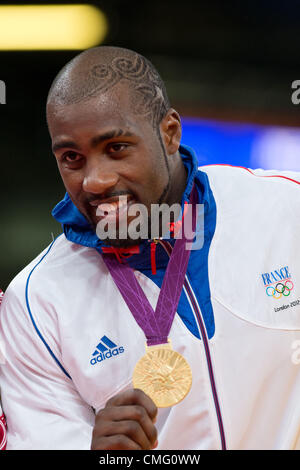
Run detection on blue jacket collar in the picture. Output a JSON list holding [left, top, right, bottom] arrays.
[[52, 144, 209, 253]]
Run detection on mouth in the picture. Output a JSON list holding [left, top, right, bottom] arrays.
[[89, 195, 136, 224]]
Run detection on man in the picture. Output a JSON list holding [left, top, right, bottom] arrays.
[[1, 46, 300, 450]]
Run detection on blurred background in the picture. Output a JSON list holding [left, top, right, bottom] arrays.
[[0, 0, 299, 290]]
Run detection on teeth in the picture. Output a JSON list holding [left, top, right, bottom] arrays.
[[96, 198, 130, 216], [96, 203, 117, 216]]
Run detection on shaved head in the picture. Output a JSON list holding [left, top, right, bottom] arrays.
[[47, 46, 186, 247], [47, 46, 171, 129]]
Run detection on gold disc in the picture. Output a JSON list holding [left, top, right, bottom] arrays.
[[132, 348, 192, 408]]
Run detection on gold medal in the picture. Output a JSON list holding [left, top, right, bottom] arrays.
[[132, 340, 192, 408]]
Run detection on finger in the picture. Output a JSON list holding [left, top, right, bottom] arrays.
[[105, 388, 157, 421], [91, 434, 142, 450], [96, 404, 157, 446], [100, 419, 153, 450], [152, 440, 158, 449]]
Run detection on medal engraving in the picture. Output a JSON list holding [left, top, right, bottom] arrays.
[[133, 344, 192, 408]]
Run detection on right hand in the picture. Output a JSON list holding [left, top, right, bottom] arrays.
[[91, 388, 158, 450]]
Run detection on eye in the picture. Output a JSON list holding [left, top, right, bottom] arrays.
[[107, 143, 128, 154], [61, 151, 82, 163]]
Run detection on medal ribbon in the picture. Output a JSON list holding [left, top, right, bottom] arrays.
[[102, 184, 198, 346]]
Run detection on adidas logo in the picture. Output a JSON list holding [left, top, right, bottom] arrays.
[[90, 335, 125, 366]]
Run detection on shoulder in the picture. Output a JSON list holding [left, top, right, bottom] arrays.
[[1, 233, 108, 328], [198, 164, 300, 239], [0, 234, 101, 333], [199, 164, 300, 206], [0, 235, 91, 371], [200, 163, 300, 187], [4, 234, 96, 297]]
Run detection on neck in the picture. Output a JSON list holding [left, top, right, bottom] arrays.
[[166, 151, 188, 206]]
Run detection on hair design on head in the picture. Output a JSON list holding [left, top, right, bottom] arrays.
[[47, 47, 171, 129]]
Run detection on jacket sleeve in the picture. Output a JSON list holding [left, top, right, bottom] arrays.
[[0, 404, 6, 450], [0, 289, 7, 450], [0, 280, 95, 450]]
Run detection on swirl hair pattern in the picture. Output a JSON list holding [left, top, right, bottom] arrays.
[[48, 48, 171, 129]]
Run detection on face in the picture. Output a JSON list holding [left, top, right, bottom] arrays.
[[47, 86, 178, 247]]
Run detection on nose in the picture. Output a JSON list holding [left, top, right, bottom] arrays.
[[82, 161, 119, 195]]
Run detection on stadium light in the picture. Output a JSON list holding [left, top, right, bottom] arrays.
[[0, 4, 108, 50]]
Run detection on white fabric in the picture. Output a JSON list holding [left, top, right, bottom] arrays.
[[1, 165, 300, 449]]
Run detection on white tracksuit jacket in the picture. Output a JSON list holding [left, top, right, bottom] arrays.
[[1, 145, 300, 450]]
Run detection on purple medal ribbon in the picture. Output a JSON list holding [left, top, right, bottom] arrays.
[[102, 184, 198, 347]]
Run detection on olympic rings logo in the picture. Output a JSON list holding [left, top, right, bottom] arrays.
[[266, 280, 294, 299]]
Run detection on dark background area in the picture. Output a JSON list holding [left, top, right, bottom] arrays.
[[0, 0, 300, 290]]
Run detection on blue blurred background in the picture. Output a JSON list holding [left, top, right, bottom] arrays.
[[181, 118, 300, 171]]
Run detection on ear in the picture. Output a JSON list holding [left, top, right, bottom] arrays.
[[159, 108, 182, 155]]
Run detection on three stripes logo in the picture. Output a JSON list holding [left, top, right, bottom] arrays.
[[90, 335, 124, 366]]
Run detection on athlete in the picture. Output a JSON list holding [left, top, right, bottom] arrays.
[[1, 46, 300, 450]]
